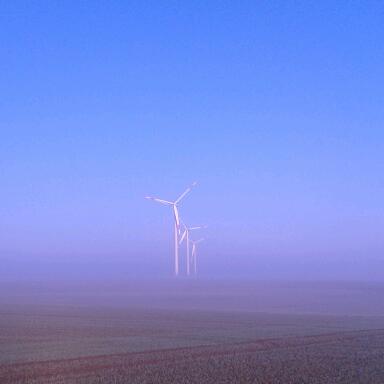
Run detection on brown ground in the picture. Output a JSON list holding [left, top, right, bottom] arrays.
[[1, 280, 384, 383], [2, 329, 384, 383]]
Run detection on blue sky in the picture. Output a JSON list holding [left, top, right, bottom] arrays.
[[1, 1, 383, 279]]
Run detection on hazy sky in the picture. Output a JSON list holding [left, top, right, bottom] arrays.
[[1, 1, 383, 279]]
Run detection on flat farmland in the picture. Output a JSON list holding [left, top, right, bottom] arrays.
[[1, 280, 384, 383]]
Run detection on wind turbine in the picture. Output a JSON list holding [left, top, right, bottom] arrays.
[[145, 182, 197, 276], [189, 238, 205, 275], [179, 222, 206, 276]]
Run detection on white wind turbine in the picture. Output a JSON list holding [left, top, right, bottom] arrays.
[[179, 222, 207, 276], [145, 182, 197, 276], [189, 238, 205, 275]]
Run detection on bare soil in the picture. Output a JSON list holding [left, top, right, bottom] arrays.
[[1, 280, 384, 383]]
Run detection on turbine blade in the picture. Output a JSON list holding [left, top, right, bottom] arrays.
[[173, 205, 180, 229], [189, 225, 207, 230], [174, 181, 197, 204], [195, 238, 205, 244], [179, 230, 187, 245], [145, 197, 173, 205]]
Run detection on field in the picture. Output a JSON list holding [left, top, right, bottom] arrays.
[[1, 280, 384, 383]]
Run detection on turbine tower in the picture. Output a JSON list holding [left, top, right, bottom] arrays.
[[190, 238, 205, 275], [145, 182, 197, 276], [179, 223, 206, 276]]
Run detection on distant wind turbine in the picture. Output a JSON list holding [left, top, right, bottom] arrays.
[[145, 182, 197, 276], [179, 222, 207, 276], [189, 238, 205, 275]]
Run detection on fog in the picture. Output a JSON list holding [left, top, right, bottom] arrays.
[[1, 279, 383, 318]]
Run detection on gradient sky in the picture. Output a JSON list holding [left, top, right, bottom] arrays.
[[1, 1, 383, 279]]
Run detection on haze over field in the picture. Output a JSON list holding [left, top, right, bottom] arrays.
[[1, 280, 384, 317]]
